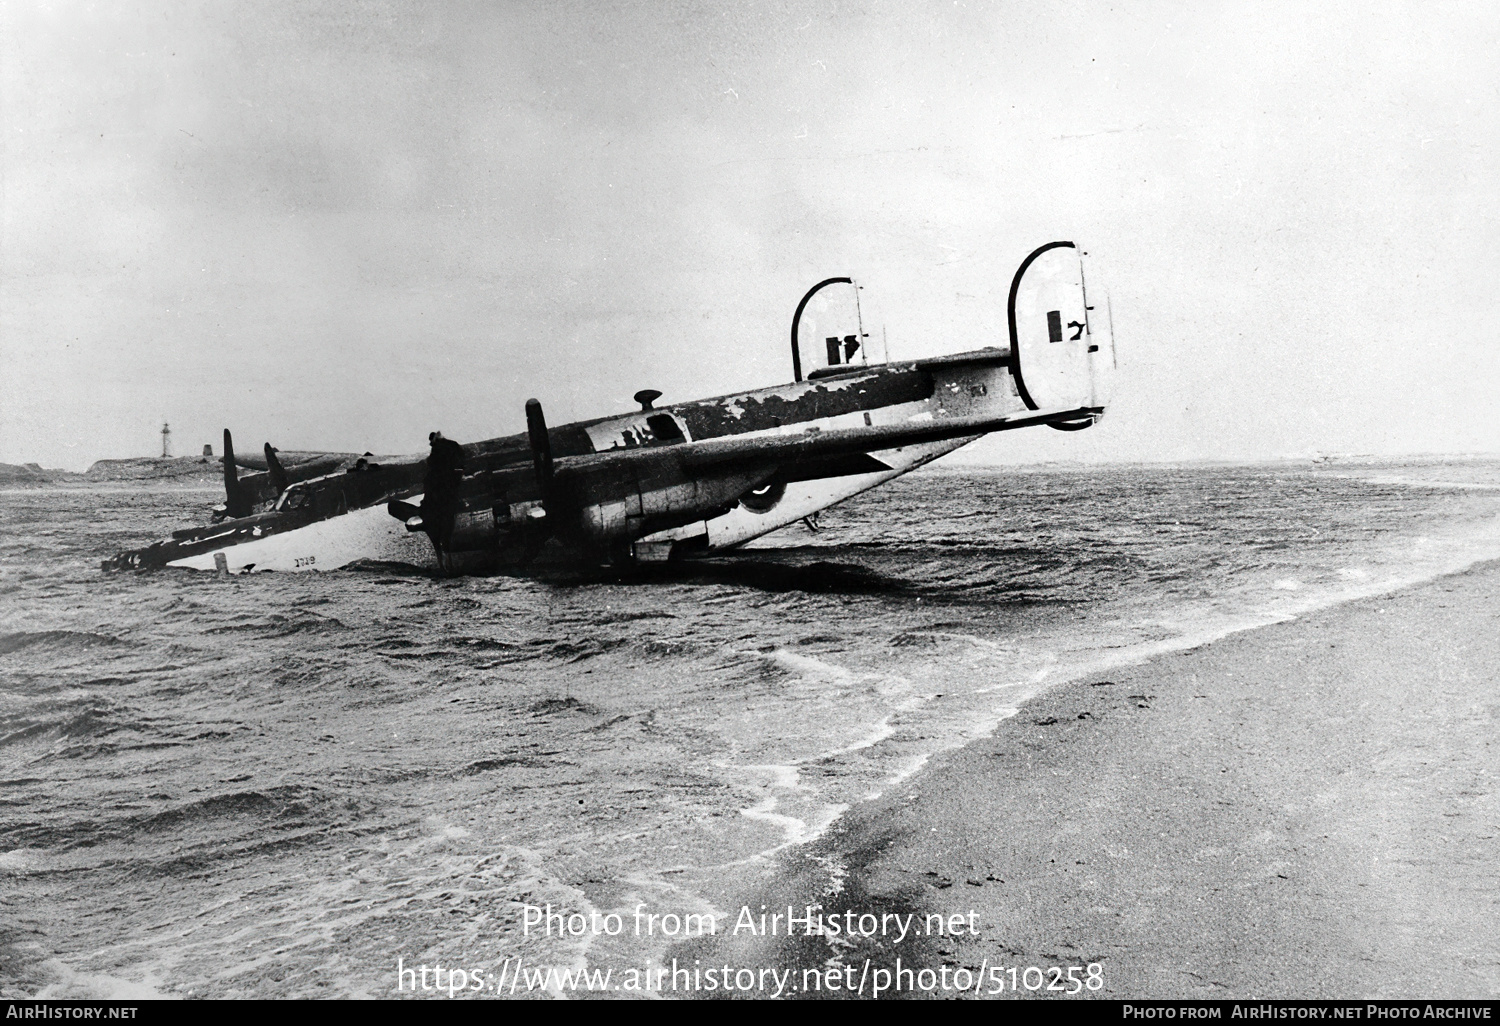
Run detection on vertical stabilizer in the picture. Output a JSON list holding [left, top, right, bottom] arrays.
[[222, 430, 253, 518], [1008, 242, 1114, 427], [790, 278, 867, 381], [264, 444, 288, 496]]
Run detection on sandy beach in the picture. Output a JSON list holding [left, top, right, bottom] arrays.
[[694, 561, 1500, 999]]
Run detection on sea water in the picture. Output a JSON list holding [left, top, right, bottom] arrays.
[[3, 459, 1499, 997]]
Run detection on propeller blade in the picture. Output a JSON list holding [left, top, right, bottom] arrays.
[[264, 443, 288, 496], [525, 399, 553, 506], [222, 429, 253, 519]]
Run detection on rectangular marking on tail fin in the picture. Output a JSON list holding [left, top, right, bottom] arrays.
[[1047, 310, 1063, 343]]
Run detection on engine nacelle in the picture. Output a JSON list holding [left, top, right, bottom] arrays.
[[559, 453, 773, 545]]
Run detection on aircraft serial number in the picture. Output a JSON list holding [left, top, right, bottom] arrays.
[[294, 555, 316, 567]]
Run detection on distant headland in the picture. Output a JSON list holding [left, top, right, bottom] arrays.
[[0, 455, 225, 488]]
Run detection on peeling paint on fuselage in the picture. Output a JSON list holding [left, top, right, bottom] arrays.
[[673, 367, 934, 441], [463, 364, 937, 476]]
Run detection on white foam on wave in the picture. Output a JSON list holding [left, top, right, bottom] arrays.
[[34, 960, 177, 1000], [884, 752, 932, 787], [896, 630, 1015, 654], [821, 714, 896, 757], [732, 763, 802, 789], [739, 796, 848, 850], [758, 648, 858, 684], [0, 847, 43, 871], [1354, 473, 1500, 492]]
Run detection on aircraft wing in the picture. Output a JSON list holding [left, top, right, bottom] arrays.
[[557, 404, 1103, 476], [232, 451, 360, 472]]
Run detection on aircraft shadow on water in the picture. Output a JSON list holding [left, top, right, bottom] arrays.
[[103, 242, 1115, 577]]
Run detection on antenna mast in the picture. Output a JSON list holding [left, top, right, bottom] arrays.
[[853, 282, 868, 365]]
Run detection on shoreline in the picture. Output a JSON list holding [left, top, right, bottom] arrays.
[[683, 561, 1500, 999]]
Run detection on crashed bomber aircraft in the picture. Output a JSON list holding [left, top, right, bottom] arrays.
[[104, 242, 1115, 575]]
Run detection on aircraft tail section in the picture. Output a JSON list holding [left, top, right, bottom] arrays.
[[1008, 242, 1115, 427], [790, 277, 869, 381], [222, 430, 254, 518], [264, 444, 288, 497]]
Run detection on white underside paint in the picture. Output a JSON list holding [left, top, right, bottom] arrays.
[[640, 435, 979, 551], [167, 500, 436, 573]]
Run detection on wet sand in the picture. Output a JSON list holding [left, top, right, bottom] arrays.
[[721, 562, 1500, 999]]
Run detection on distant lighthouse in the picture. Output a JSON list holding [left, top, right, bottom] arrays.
[[160, 422, 171, 458]]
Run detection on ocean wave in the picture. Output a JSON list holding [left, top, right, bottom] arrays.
[[135, 786, 324, 834], [202, 614, 351, 637], [0, 630, 131, 657]]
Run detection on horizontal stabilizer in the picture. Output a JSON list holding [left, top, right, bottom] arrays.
[[913, 347, 1011, 371]]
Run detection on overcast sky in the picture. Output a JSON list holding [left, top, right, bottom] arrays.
[[3, 1, 1496, 470]]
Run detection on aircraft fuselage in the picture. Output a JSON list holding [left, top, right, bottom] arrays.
[[109, 351, 1017, 573], [103, 242, 1115, 575]]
